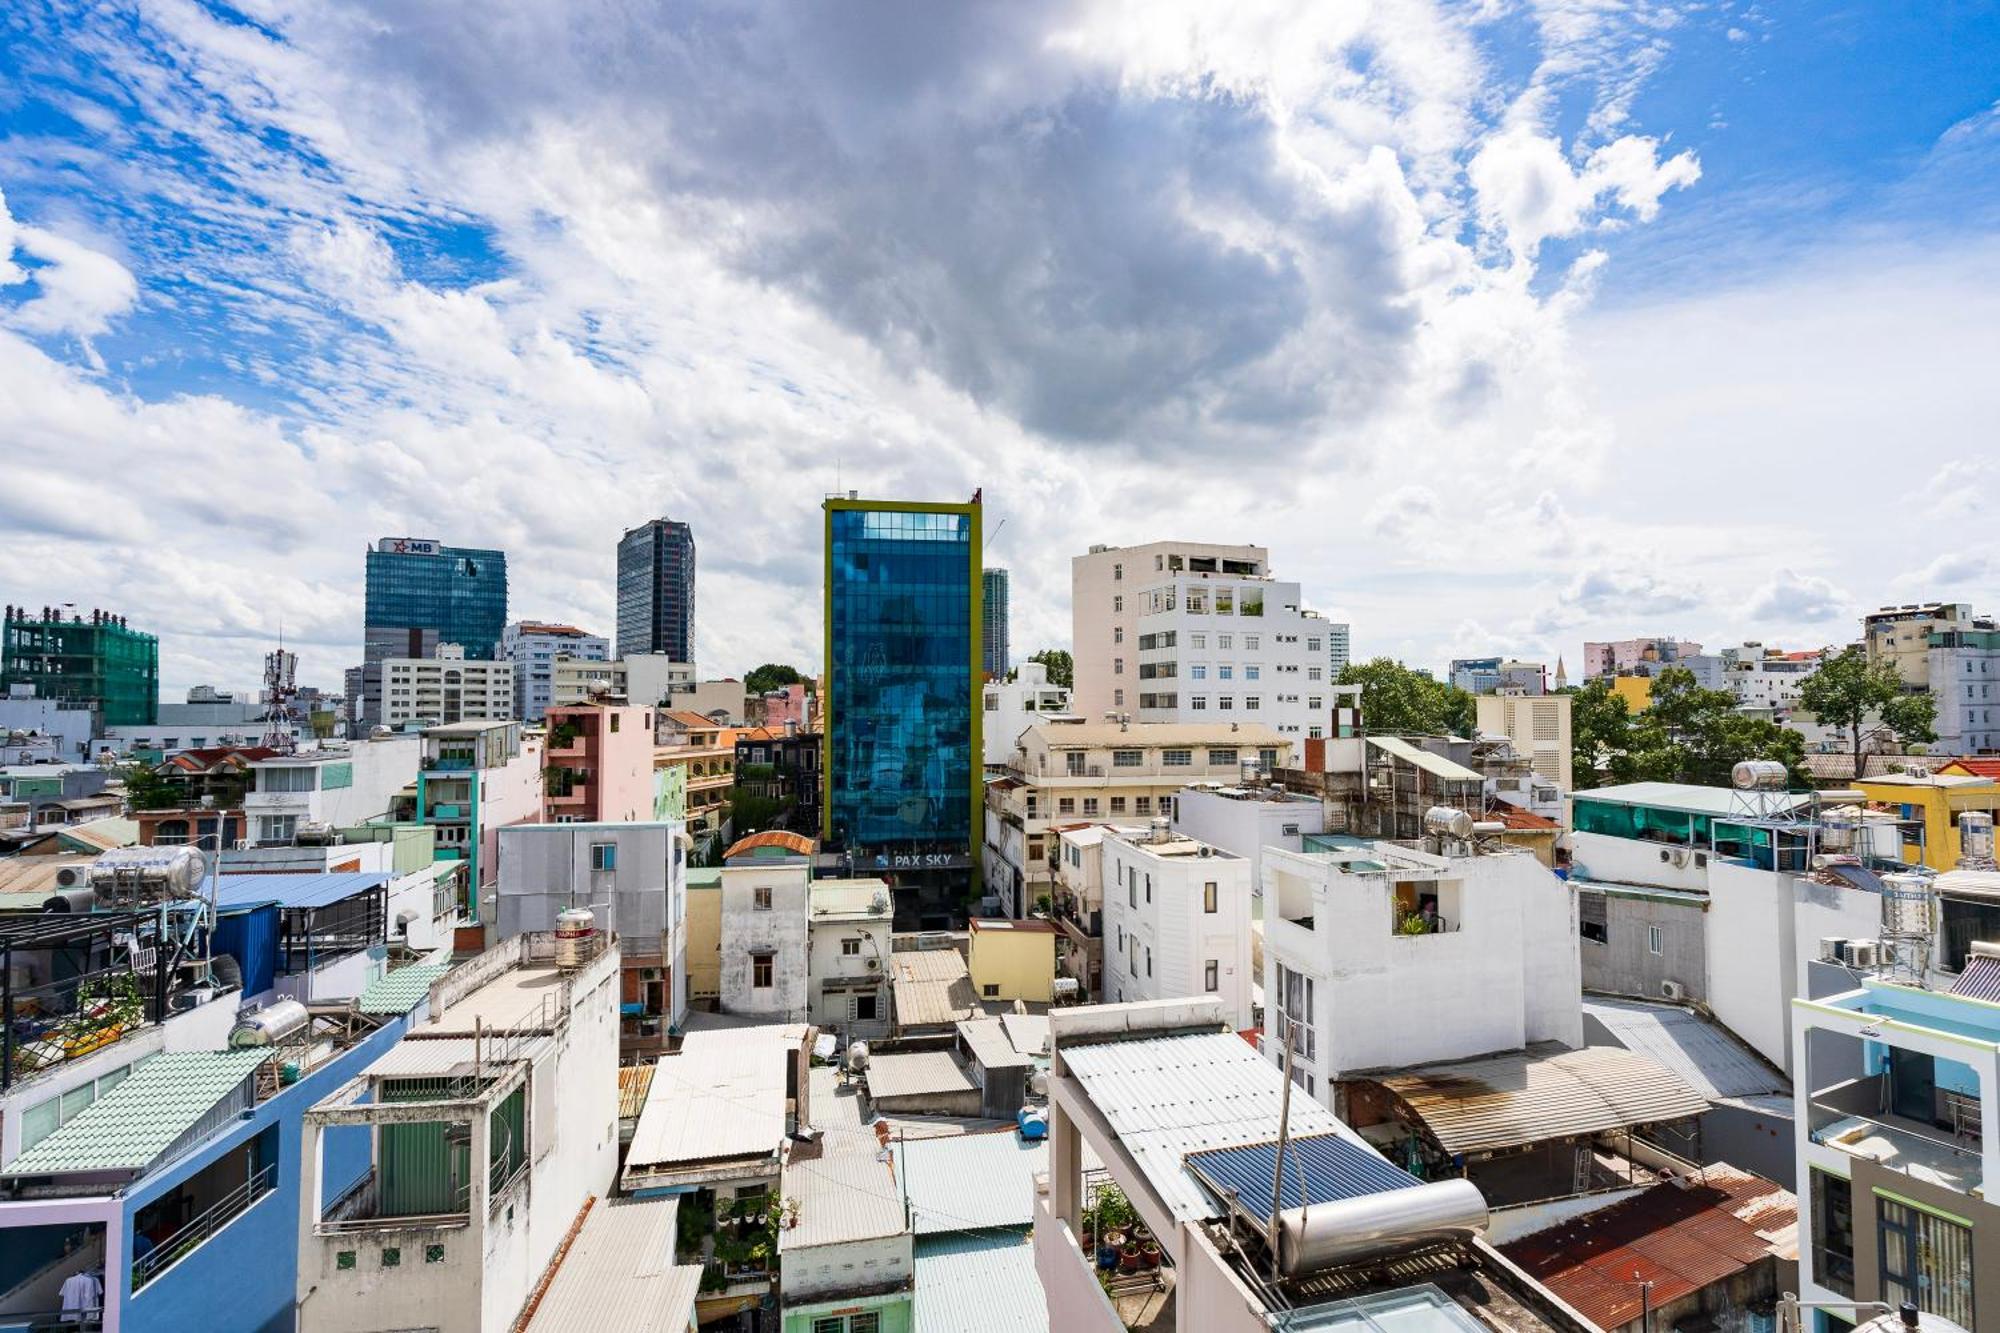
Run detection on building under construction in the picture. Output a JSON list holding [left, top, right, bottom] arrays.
[[2, 605, 159, 726]]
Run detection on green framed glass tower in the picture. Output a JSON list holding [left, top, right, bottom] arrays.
[[363, 537, 508, 661], [823, 496, 983, 920]]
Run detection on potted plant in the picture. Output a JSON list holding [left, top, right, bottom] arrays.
[[1141, 1237, 1162, 1269]]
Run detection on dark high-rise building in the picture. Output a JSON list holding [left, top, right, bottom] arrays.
[[363, 537, 507, 662], [2, 606, 159, 726], [616, 519, 697, 664], [981, 567, 1010, 679], [823, 497, 983, 923]]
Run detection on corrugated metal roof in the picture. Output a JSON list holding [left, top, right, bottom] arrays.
[[1938, 868, 2000, 901], [363, 1037, 532, 1079], [1572, 783, 1810, 818], [1375, 1044, 1712, 1156], [1950, 955, 2000, 1002], [1583, 998, 1788, 1101], [213, 871, 391, 910], [778, 1150, 908, 1251], [619, 1064, 657, 1120], [1367, 736, 1482, 783], [524, 1196, 702, 1333], [891, 950, 979, 1029], [1185, 1132, 1418, 1223], [1060, 1029, 1349, 1223], [57, 817, 137, 851], [913, 1232, 1048, 1333], [1001, 1013, 1049, 1058], [627, 1026, 796, 1171], [958, 1018, 1031, 1071], [1502, 1165, 1795, 1331], [897, 1132, 1045, 1234], [358, 962, 451, 1014], [865, 1050, 977, 1101], [0, 855, 92, 894], [3, 1050, 270, 1176]]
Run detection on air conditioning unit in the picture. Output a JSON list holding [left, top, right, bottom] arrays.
[[1820, 937, 1849, 963], [1845, 941, 1880, 969], [866, 958, 880, 970], [1660, 980, 1687, 1003], [1669, 849, 1691, 868], [639, 968, 662, 982]]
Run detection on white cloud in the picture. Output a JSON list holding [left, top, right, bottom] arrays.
[[1894, 552, 1990, 589], [1747, 569, 1848, 623], [0, 188, 140, 353], [1468, 126, 1700, 260]]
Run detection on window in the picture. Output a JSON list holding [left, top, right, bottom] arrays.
[[1191, 665, 1207, 680], [852, 993, 879, 1022], [1307, 696, 1322, 710], [983, 983, 1000, 998], [1245, 696, 1260, 710], [1208, 748, 1238, 766], [1114, 626, 1124, 643], [1245, 665, 1260, 680], [1145, 946, 1152, 976], [1204, 882, 1218, 913], [260, 815, 298, 843], [1579, 892, 1608, 945], [842, 938, 861, 956], [1276, 964, 1316, 1060], [1134, 796, 1152, 815], [1205, 960, 1219, 991], [257, 766, 317, 793], [1190, 696, 1207, 710], [1647, 925, 1663, 955], [1878, 1196, 1973, 1327], [1307, 667, 1322, 681], [813, 1315, 882, 1333], [754, 886, 773, 911], [1082, 798, 1100, 816], [1162, 749, 1191, 766], [1113, 595, 1123, 612], [753, 953, 774, 988], [1809, 1170, 1854, 1297], [1218, 665, 1233, 680], [1129, 876, 1138, 908], [1110, 797, 1126, 814], [1244, 635, 1260, 650], [1114, 657, 1124, 675], [590, 842, 617, 871], [609, 714, 621, 732], [1144, 874, 1152, 903], [1307, 637, 1322, 653], [1113, 749, 1142, 767], [1114, 689, 1124, 707], [1218, 634, 1233, 649], [1058, 797, 1076, 814], [1114, 563, 1123, 581], [1190, 633, 1207, 649]]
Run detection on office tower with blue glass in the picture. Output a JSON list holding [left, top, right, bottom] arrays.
[[824, 496, 983, 925], [982, 567, 1010, 679], [363, 537, 508, 661]]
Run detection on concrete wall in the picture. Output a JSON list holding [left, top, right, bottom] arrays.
[[1569, 830, 1712, 894], [720, 862, 810, 1019], [1100, 834, 1254, 1030], [1170, 788, 1325, 911], [968, 925, 1056, 1002], [1701, 1101, 1796, 1189], [806, 917, 891, 1037], [1707, 860, 1796, 1074], [685, 882, 721, 1002], [1031, 1196, 1124, 1333], [1577, 887, 1707, 1004]]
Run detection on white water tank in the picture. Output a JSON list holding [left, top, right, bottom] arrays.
[[1959, 810, 1995, 865], [847, 1041, 871, 1072], [1820, 812, 1856, 853], [1880, 872, 1935, 938], [87, 845, 207, 900]]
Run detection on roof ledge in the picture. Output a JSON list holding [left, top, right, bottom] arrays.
[[1050, 997, 1227, 1045]]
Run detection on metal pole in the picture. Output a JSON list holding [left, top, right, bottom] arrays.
[[1269, 1018, 1298, 1282]]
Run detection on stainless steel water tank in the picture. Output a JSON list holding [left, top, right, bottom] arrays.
[[554, 906, 597, 968], [229, 998, 311, 1047]]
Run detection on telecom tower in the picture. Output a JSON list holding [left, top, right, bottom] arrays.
[[262, 646, 299, 751]]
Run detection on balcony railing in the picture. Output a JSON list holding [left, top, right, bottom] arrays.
[[1808, 1243, 1856, 1298], [319, 1169, 471, 1233], [134, 1162, 277, 1288]]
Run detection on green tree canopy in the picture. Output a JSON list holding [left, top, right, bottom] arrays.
[[1027, 649, 1073, 689], [117, 761, 184, 811], [1573, 667, 1808, 788], [744, 663, 808, 695], [1335, 658, 1474, 736], [1797, 645, 1937, 772]]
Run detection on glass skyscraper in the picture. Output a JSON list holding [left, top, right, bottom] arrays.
[[824, 499, 982, 891], [981, 567, 1010, 679], [363, 538, 508, 661], [616, 519, 697, 663]]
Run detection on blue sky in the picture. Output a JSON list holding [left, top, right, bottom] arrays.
[[2, 0, 1996, 692]]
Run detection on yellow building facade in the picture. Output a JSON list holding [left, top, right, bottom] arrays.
[[1854, 772, 2000, 870], [966, 917, 1057, 1002], [1609, 674, 1653, 712], [682, 867, 723, 1005]]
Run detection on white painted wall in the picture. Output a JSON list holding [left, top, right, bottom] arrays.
[[720, 861, 810, 1019], [1568, 830, 1713, 894], [1100, 832, 1254, 1029], [1170, 787, 1325, 907], [806, 910, 892, 1035], [1261, 846, 1582, 1096]]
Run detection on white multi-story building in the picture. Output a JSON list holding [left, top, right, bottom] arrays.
[[718, 833, 813, 1020], [983, 720, 1292, 919], [297, 930, 621, 1333], [1262, 839, 1582, 1106], [805, 877, 895, 1037], [501, 621, 608, 723], [244, 735, 423, 844], [1099, 826, 1254, 1029], [379, 644, 516, 727], [550, 654, 693, 710], [1717, 642, 1823, 716], [981, 659, 1075, 766], [1927, 623, 2000, 755], [1131, 574, 1332, 741], [1170, 783, 1326, 904], [1327, 621, 1351, 674], [1071, 541, 1268, 721]]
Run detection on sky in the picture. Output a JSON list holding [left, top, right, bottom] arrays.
[[2, 1, 1997, 696]]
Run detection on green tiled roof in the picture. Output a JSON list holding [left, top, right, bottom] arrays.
[[683, 867, 722, 889], [358, 962, 452, 1014], [4, 1050, 271, 1176]]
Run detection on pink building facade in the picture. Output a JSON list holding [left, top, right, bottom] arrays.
[[543, 702, 658, 823], [1581, 637, 1704, 679]]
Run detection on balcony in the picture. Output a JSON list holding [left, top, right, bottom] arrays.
[[1808, 1090, 1984, 1194], [319, 1168, 471, 1234], [133, 1162, 277, 1289], [547, 783, 590, 808]]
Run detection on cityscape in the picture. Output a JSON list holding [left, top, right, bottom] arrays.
[[3, 5, 1998, 1333]]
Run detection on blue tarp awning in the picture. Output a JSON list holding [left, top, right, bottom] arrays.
[[212, 872, 391, 910]]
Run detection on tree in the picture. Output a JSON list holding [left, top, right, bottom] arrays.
[[117, 762, 184, 811], [1569, 679, 1637, 790], [1027, 649, 1073, 689], [1628, 667, 1808, 787], [1335, 658, 1474, 736], [1798, 645, 1937, 773], [744, 663, 807, 696]]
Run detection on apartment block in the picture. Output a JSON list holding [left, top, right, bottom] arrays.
[[1582, 637, 1704, 680], [1474, 692, 1573, 798], [981, 658, 1075, 767], [541, 701, 656, 824], [244, 735, 423, 845], [1070, 541, 1267, 721], [1098, 826, 1254, 1029], [717, 831, 814, 1021], [550, 654, 692, 711], [501, 621, 607, 723], [415, 720, 544, 912], [983, 720, 1291, 919], [1128, 573, 1333, 740]]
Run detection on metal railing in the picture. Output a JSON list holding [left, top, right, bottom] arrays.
[[1808, 1102, 1985, 1192], [1809, 1244, 1856, 1298], [133, 1162, 277, 1288], [320, 1169, 472, 1233]]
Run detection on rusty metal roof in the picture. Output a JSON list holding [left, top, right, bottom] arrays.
[[890, 949, 979, 1030], [618, 1064, 656, 1120], [1374, 1043, 1710, 1156], [1502, 1165, 1796, 1331]]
